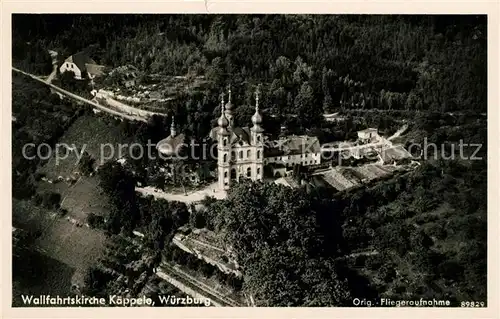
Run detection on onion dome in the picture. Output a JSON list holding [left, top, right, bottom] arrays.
[[251, 107, 262, 125], [218, 106, 229, 128], [217, 98, 230, 136], [225, 85, 233, 112], [157, 117, 185, 157], [251, 90, 263, 125]]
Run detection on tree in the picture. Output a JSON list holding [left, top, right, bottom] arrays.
[[206, 56, 224, 87], [98, 161, 139, 233], [87, 212, 105, 229], [78, 151, 95, 176], [34, 191, 61, 209], [410, 230, 434, 253], [294, 82, 322, 130], [172, 159, 188, 195], [323, 93, 333, 113], [205, 181, 352, 306], [83, 267, 113, 297]]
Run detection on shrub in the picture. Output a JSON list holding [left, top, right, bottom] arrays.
[[379, 263, 397, 282], [87, 212, 105, 229], [58, 208, 68, 217], [365, 254, 383, 270], [33, 191, 61, 209]]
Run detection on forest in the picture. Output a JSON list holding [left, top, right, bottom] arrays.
[[11, 73, 82, 199], [195, 159, 487, 306], [12, 14, 486, 137]]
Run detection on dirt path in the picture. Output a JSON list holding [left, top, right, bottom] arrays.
[[45, 50, 59, 84], [136, 183, 227, 204], [388, 124, 409, 141], [94, 93, 164, 119]]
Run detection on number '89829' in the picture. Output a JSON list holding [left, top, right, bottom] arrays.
[[461, 301, 485, 307]]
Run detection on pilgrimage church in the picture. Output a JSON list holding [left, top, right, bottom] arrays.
[[212, 88, 265, 190], [210, 87, 321, 191], [157, 86, 322, 191]]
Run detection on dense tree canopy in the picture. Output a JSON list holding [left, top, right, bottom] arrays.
[[12, 73, 83, 199], [203, 181, 350, 306], [200, 156, 486, 305], [13, 14, 487, 137]]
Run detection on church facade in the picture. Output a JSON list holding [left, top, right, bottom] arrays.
[[215, 88, 264, 190], [212, 87, 322, 190]]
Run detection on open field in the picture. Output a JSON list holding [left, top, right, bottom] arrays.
[[12, 199, 107, 299], [36, 175, 111, 222]]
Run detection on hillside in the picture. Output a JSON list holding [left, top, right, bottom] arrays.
[[13, 15, 486, 140]]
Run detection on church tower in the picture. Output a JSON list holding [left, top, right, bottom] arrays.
[[251, 88, 264, 181], [225, 84, 234, 128], [170, 115, 176, 137], [217, 94, 231, 190]]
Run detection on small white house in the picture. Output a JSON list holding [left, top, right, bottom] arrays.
[[59, 52, 105, 80], [323, 112, 346, 123], [357, 128, 378, 141]]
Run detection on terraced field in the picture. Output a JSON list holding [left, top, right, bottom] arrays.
[[157, 262, 244, 307]]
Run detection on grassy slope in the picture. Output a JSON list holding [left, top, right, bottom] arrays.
[[36, 175, 112, 221], [12, 199, 107, 303], [38, 114, 133, 179]]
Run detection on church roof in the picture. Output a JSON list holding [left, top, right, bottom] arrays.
[[157, 133, 186, 156], [231, 127, 251, 145], [208, 126, 252, 145]]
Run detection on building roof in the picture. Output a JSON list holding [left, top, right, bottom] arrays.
[[317, 168, 358, 191], [380, 144, 412, 163], [274, 176, 300, 188], [157, 133, 186, 156], [355, 164, 389, 180], [358, 128, 378, 134], [265, 135, 321, 157], [315, 163, 405, 192], [309, 175, 334, 190], [208, 126, 253, 145], [231, 127, 252, 145], [64, 51, 97, 73], [85, 63, 106, 77]]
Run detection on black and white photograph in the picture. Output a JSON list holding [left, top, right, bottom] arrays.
[[9, 13, 489, 309]]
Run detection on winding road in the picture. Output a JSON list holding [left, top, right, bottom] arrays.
[[13, 67, 149, 122]]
